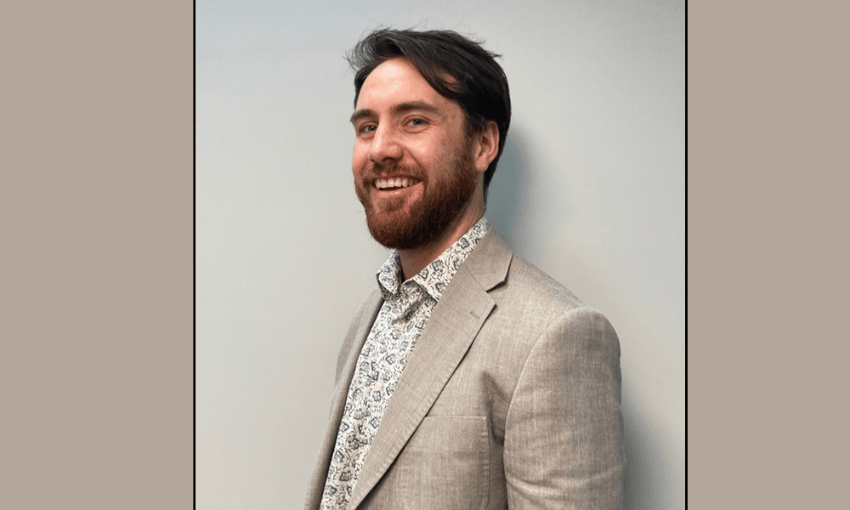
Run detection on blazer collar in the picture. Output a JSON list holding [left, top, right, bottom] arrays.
[[461, 227, 513, 292]]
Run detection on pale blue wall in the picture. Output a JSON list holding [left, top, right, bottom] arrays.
[[197, 1, 684, 508]]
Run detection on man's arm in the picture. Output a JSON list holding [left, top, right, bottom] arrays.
[[504, 307, 625, 509]]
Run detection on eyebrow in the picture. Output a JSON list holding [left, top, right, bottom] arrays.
[[349, 101, 441, 124]]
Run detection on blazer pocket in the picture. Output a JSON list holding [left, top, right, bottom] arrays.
[[395, 416, 490, 509]]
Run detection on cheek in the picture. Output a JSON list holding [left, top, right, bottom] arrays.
[[405, 144, 435, 170], [352, 145, 368, 175]]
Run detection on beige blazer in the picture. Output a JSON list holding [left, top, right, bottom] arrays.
[[305, 230, 624, 509]]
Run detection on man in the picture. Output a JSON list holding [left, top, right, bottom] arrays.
[[305, 28, 624, 509]]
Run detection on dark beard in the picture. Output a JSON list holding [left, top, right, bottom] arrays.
[[355, 147, 478, 251]]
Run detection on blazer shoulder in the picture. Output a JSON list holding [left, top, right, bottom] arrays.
[[483, 253, 619, 355], [498, 255, 588, 315], [464, 229, 615, 343]]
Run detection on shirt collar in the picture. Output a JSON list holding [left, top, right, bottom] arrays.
[[376, 217, 490, 302]]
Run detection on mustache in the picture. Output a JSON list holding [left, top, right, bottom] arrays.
[[365, 160, 427, 180]]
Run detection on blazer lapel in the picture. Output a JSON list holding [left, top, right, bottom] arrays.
[[348, 229, 513, 508], [304, 291, 383, 509]]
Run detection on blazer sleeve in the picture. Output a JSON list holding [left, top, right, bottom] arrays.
[[503, 307, 625, 509]]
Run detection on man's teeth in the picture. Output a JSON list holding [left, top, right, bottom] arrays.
[[375, 177, 416, 189]]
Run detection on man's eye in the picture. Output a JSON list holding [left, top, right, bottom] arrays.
[[359, 125, 376, 134], [410, 118, 425, 126]]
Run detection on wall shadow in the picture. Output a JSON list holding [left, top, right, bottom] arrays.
[[621, 385, 673, 509], [485, 129, 526, 252]]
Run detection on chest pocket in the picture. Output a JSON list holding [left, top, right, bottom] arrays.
[[391, 416, 490, 509]]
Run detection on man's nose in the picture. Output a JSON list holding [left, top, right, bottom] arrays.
[[368, 125, 403, 163]]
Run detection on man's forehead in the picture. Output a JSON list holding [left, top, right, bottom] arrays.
[[353, 59, 460, 118], [357, 59, 439, 101]]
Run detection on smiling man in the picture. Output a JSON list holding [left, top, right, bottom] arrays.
[[305, 29, 625, 510]]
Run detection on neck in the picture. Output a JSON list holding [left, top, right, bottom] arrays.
[[397, 202, 484, 281]]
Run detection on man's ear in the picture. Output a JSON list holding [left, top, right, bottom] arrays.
[[473, 120, 500, 174]]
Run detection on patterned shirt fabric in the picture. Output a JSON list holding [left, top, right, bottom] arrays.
[[320, 217, 491, 510]]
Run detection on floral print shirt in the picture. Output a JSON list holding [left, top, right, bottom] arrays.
[[320, 217, 490, 509]]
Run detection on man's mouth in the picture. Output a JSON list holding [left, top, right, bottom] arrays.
[[374, 177, 421, 191]]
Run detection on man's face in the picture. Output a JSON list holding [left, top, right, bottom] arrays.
[[350, 58, 479, 250]]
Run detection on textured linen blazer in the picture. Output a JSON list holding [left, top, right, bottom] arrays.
[[305, 229, 624, 509]]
